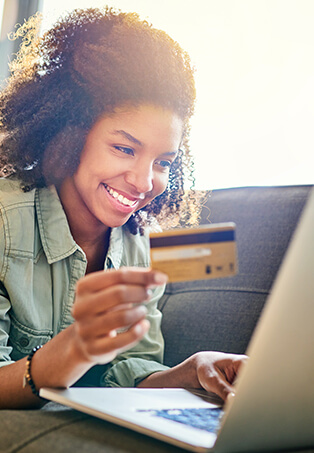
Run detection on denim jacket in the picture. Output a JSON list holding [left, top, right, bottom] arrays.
[[0, 178, 168, 387]]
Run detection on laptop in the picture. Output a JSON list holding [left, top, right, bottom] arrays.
[[40, 188, 314, 452]]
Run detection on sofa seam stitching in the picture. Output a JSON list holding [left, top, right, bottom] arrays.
[[7, 413, 89, 453]]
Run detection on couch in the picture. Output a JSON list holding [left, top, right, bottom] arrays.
[[1, 185, 312, 453]]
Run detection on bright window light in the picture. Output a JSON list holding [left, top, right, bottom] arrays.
[[0, 1, 4, 28], [40, 0, 314, 189]]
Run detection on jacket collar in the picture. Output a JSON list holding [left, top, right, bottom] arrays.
[[35, 185, 124, 268], [106, 226, 123, 269], [35, 186, 81, 264]]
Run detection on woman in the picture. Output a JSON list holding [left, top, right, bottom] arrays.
[[0, 7, 245, 409]]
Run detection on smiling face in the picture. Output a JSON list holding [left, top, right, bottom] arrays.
[[59, 104, 183, 239]]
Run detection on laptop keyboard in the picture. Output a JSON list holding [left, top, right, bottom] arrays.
[[138, 407, 223, 433]]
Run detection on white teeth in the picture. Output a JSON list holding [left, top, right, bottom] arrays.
[[105, 185, 135, 207]]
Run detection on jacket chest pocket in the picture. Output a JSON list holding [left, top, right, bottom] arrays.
[[8, 315, 53, 360]]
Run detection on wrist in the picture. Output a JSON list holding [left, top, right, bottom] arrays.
[[23, 345, 43, 398], [138, 356, 200, 389], [67, 323, 95, 366], [29, 325, 94, 390]]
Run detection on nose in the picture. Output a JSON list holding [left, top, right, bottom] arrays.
[[125, 161, 154, 195]]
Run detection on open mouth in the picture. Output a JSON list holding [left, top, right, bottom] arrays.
[[103, 184, 137, 208]]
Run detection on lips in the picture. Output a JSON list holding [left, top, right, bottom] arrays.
[[103, 184, 138, 207]]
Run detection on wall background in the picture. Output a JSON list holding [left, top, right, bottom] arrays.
[[1, 0, 313, 189]]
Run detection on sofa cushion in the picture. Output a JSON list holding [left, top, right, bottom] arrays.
[[0, 403, 180, 453], [159, 185, 312, 367]]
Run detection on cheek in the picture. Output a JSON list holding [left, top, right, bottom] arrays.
[[153, 172, 169, 197]]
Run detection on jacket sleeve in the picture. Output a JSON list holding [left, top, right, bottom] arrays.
[[0, 287, 13, 367], [0, 208, 14, 367], [100, 283, 170, 387]]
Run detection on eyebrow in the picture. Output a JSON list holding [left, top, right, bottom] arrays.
[[162, 151, 178, 157], [112, 130, 143, 147]]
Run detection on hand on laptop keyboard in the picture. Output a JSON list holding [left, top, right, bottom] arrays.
[[138, 351, 248, 402]]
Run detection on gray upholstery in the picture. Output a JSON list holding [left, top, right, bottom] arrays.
[[1, 185, 312, 453], [159, 185, 311, 366]]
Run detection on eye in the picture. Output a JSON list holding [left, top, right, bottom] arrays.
[[114, 146, 134, 156], [155, 159, 172, 169]]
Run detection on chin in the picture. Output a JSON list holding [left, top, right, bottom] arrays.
[[105, 214, 134, 229]]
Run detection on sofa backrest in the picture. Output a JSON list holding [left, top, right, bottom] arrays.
[[158, 185, 312, 367]]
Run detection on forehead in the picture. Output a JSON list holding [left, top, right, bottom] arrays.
[[94, 104, 184, 148]]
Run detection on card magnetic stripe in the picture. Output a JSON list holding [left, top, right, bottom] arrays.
[[150, 230, 235, 248]]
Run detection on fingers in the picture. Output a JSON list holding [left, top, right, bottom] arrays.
[[72, 284, 152, 319], [197, 363, 235, 402], [71, 267, 165, 366], [204, 372, 235, 402], [76, 319, 150, 364], [73, 268, 167, 320], [194, 352, 248, 402], [73, 267, 167, 320], [76, 304, 148, 340], [76, 267, 168, 295]]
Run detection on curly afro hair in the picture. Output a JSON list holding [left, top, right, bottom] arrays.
[[0, 7, 201, 233]]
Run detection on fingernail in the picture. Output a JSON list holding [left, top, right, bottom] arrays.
[[146, 288, 153, 299], [137, 305, 148, 315], [134, 319, 150, 335], [153, 272, 168, 285]]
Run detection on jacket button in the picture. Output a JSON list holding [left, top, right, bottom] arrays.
[[19, 337, 29, 347]]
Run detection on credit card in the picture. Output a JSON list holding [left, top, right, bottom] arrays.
[[149, 223, 238, 283]]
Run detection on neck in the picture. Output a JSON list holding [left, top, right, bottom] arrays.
[[84, 229, 111, 273], [57, 178, 111, 272]]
